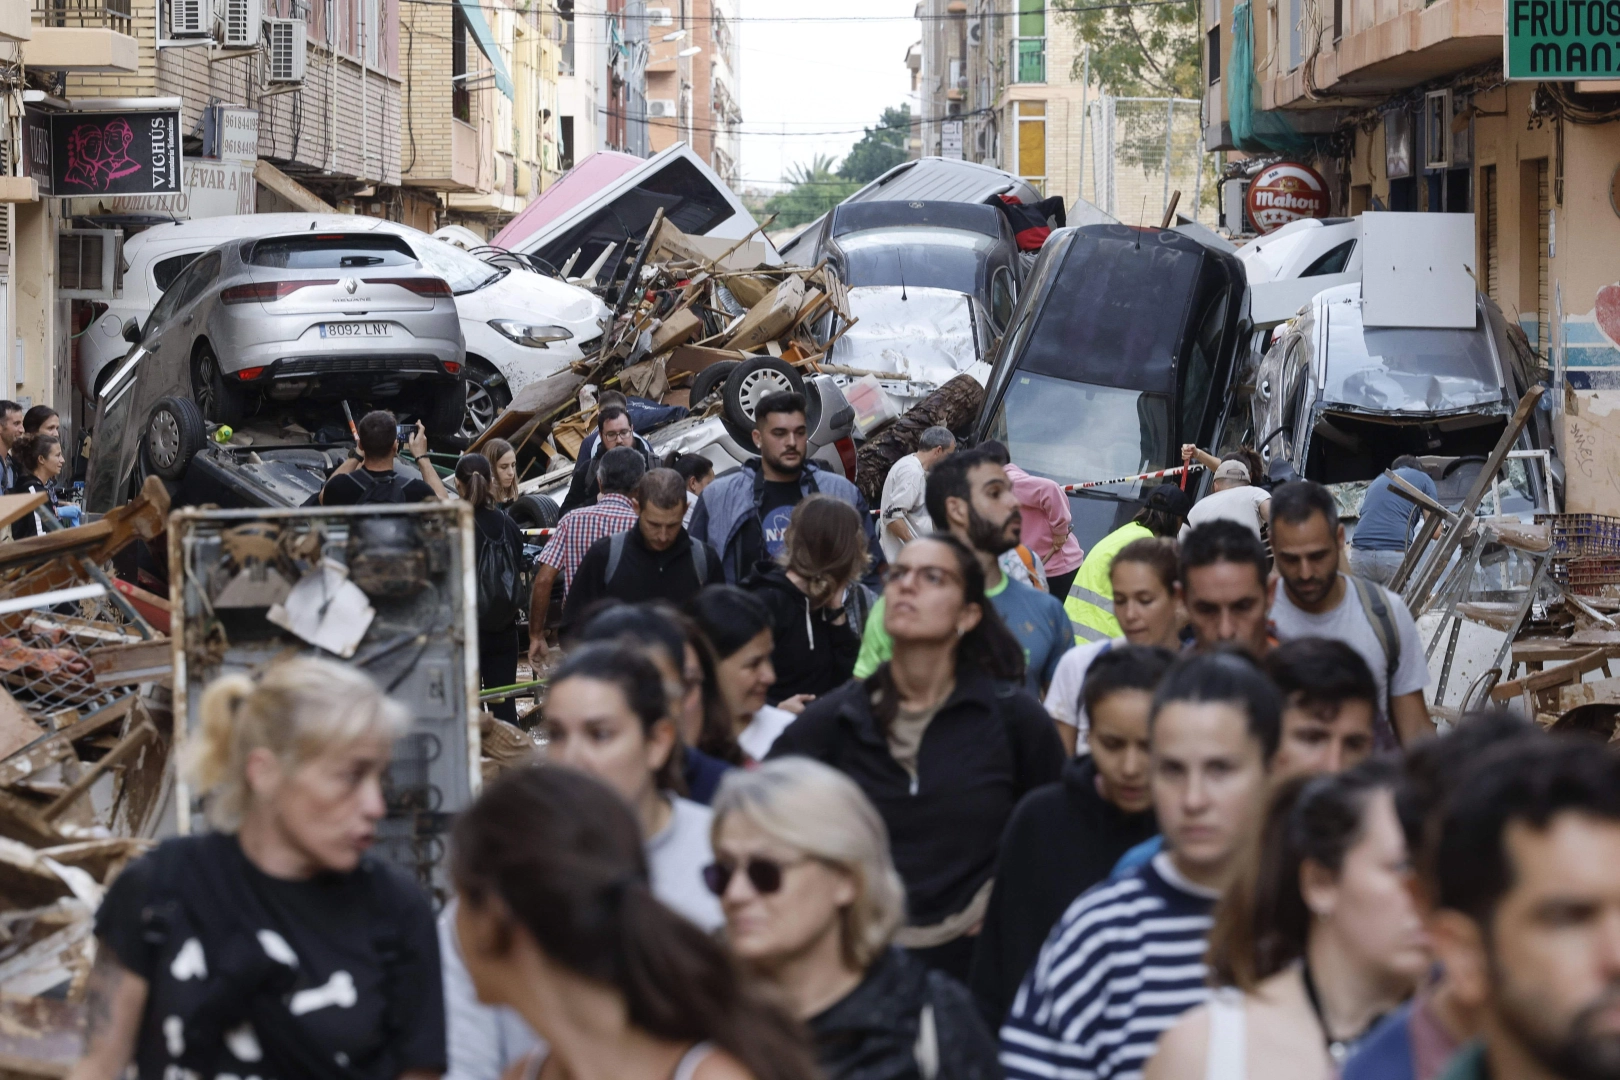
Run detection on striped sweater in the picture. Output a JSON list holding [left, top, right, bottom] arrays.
[[998, 853, 1218, 1080]]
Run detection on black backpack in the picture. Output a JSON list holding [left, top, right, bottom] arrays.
[[349, 467, 415, 504], [476, 514, 523, 630]]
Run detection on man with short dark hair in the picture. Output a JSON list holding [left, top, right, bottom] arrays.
[[1180, 519, 1273, 656], [689, 390, 881, 584], [1269, 479, 1433, 748], [1262, 636, 1378, 777], [559, 400, 656, 513], [1426, 737, 1620, 1080], [528, 446, 646, 663], [320, 409, 448, 505], [562, 467, 723, 624], [1001, 652, 1283, 1080], [1352, 454, 1439, 585], [0, 400, 23, 492], [853, 447, 1072, 694]]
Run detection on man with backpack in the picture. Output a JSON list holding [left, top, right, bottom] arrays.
[[563, 467, 723, 625], [1268, 479, 1434, 749], [319, 409, 448, 505]]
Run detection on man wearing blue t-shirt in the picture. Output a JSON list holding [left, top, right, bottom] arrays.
[[853, 447, 1072, 694], [1350, 456, 1438, 585]]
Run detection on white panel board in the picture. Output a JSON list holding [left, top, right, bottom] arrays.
[[1249, 272, 1358, 326], [1360, 212, 1476, 328]]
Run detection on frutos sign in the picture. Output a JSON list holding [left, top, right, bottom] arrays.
[[1246, 161, 1331, 234], [1507, 0, 1620, 77]]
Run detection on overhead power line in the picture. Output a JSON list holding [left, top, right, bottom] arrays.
[[395, 0, 1194, 19]]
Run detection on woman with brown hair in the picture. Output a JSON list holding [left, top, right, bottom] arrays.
[[450, 765, 820, 1080], [741, 494, 868, 707], [1145, 757, 1429, 1080], [8, 431, 64, 540], [457, 452, 525, 722], [483, 438, 520, 507], [770, 533, 1065, 980]]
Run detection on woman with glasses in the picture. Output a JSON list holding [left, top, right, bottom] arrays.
[[452, 766, 819, 1080], [707, 758, 1001, 1080], [770, 534, 1065, 980]]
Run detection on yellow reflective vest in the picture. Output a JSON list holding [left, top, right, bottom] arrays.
[[1063, 522, 1152, 643]]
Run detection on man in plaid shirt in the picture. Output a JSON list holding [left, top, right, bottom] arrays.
[[527, 447, 646, 662]]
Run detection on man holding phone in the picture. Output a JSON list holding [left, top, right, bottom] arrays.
[[320, 408, 449, 504]]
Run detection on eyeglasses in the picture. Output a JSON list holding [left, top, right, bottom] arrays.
[[702, 856, 807, 897], [881, 564, 962, 589]]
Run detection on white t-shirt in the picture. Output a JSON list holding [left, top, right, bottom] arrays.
[[1043, 637, 1126, 739], [1180, 485, 1270, 540], [879, 453, 930, 562], [647, 796, 725, 930], [1269, 575, 1429, 748]]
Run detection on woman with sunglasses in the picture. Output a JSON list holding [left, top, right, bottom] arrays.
[[708, 758, 1001, 1080], [452, 766, 819, 1080], [769, 534, 1065, 980]]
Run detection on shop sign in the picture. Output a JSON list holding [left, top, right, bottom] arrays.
[[941, 120, 964, 161], [1507, 0, 1620, 78], [1245, 161, 1330, 234], [23, 107, 182, 198]]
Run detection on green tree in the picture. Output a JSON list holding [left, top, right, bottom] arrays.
[[839, 105, 913, 184], [1063, 2, 1200, 99], [763, 154, 859, 229]]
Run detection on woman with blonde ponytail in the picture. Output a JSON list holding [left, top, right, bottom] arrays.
[[71, 658, 446, 1080]]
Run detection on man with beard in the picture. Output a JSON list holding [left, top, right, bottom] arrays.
[[1268, 480, 1433, 748], [853, 447, 1072, 694], [1427, 736, 1620, 1080], [689, 390, 882, 585]]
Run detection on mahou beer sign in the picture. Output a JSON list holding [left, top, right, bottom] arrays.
[[1246, 161, 1331, 234]]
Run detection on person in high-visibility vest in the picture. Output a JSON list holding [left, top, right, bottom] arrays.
[[1065, 484, 1191, 643]]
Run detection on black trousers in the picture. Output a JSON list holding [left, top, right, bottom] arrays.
[[480, 624, 519, 723], [1047, 567, 1081, 603]]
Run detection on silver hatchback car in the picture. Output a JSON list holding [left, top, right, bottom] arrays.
[[127, 230, 467, 432]]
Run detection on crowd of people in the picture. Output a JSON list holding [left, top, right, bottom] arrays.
[[66, 399, 1620, 1080]]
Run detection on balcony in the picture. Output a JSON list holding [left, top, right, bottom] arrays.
[[28, 0, 137, 69], [1013, 36, 1045, 82], [1263, 0, 1499, 108], [31, 0, 126, 31]]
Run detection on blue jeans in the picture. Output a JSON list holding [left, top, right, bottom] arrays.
[[1350, 547, 1406, 586]]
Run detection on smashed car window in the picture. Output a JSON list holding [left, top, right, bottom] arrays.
[[836, 229, 993, 294], [1016, 230, 1200, 391], [1323, 299, 1501, 412], [831, 201, 1003, 238], [986, 370, 1170, 487], [251, 234, 416, 269], [414, 236, 505, 294]]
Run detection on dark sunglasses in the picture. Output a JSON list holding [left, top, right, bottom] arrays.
[[702, 857, 805, 897]]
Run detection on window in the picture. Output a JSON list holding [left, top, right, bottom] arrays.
[[987, 372, 1171, 487], [1013, 0, 1045, 82], [1207, 26, 1220, 83], [991, 267, 1015, 330], [558, 0, 575, 75], [1288, 0, 1302, 69], [1301, 240, 1355, 276], [1482, 164, 1498, 303], [250, 234, 416, 268], [152, 252, 202, 293], [1016, 100, 1046, 191], [453, 9, 471, 124]]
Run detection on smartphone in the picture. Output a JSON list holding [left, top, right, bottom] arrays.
[[397, 423, 417, 445]]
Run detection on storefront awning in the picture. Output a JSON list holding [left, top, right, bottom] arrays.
[[455, 0, 514, 100]]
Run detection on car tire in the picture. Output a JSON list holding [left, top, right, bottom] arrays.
[[422, 378, 469, 440], [461, 360, 512, 440], [509, 493, 561, 530], [689, 361, 737, 408], [191, 344, 247, 428], [145, 396, 207, 481], [721, 357, 806, 445]]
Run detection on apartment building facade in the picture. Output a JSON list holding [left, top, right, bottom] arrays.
[[645, 0, 739, 185]]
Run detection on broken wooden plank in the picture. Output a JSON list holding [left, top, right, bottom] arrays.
[[0, 687, 41, 761], [0, 493, 47, 534], [41, 723, 154, 823], [1559, 676, 1620, 709], [1491, 647, 1609, 702], [87, 640, 171, 688], [0, 992, 84, 1077]]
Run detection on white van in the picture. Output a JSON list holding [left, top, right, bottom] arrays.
[[79, 213, 610, 437]]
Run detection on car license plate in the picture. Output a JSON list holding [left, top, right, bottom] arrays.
[[318, 322, 393, 338]]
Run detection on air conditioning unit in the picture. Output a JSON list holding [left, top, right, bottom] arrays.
[[266, 17, 306, 83], [967, 18, 981, 44], [647, 98, 676, 118], [222, 0, 261, 47], [169, 0, 207, 37], [647, 6, 672, 24]]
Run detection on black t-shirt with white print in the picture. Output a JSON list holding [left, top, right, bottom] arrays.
[[95, 833, 445, 1080]]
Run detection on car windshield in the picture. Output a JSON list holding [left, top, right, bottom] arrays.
[[413, 236, 506, 294], [984, 370, 1171, 489], [1323, 300, 1501, 412], [836, 229, 991, 294], [251, 234, 416, 269]]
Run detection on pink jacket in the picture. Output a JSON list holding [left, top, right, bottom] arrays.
[[1004, 463, 1084, 575]]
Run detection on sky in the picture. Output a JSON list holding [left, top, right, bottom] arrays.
[[733, 0, 919, 193]]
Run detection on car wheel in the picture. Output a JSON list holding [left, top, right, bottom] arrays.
[[721, 357, 806, 444], [689, 360, 737, 408], [460, 361, 511, 440], [509, 493, 561, 530], [146, 396, 207, 481], [422, 378, 470, 440], [192, 344, 246, 427]]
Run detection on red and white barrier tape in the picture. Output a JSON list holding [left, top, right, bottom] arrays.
[[1062, 464, 1204, 493]]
